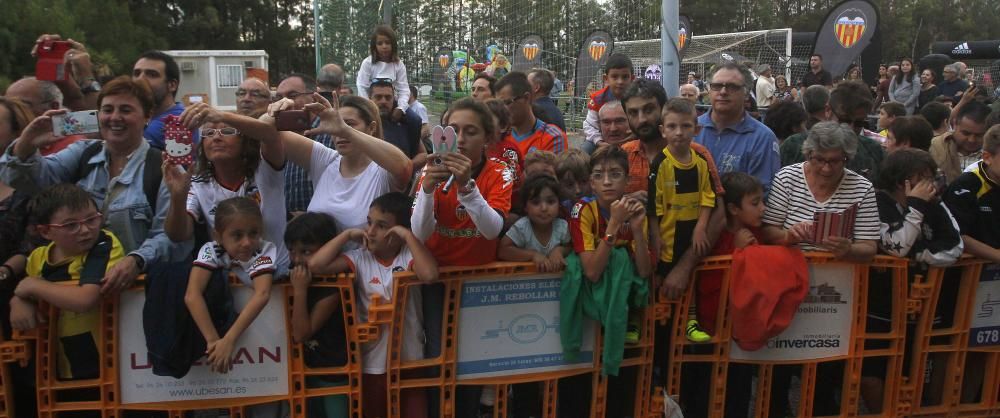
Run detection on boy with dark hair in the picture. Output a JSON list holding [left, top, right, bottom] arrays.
[[887, 116, 935, 152], [11, 184, 124, 381], [919, 102, 952, 136], [583, 54, 635, 152], [878, 101, 907, 136], [310, 192, 437, 418], [648, 98, 715, 342], [286, 212, 349, 417]]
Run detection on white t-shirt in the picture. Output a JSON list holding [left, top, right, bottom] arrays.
[[763, 162, 880, 251], [356, 57, 411, 112], [342, 246, 424, 374], [186, 161, 288, 272], [193, 240, 277, 287], [505, 217, 570, 255], [306, 144, 394, 233]]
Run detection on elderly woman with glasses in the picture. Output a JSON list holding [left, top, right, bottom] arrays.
[[761, 121, 879, 262], [0, 76, 190, 293]]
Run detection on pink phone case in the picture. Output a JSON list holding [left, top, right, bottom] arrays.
[[163, 115, 195, 165]]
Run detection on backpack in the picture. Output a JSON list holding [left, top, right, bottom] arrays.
[[75, 141, 162, 209]]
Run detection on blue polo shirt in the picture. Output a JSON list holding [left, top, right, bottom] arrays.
[[694, 110, 780, 193]]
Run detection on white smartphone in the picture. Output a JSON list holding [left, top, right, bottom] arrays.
[[52, 110, 99, 137]]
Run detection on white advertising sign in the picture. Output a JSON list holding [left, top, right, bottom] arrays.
[[730, 263, 854, 361], [456, 274, 595, 380], [118, 288, 289, 404], [970, 264, 1000, 347]]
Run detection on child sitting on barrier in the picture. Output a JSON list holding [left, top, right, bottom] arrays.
[[498, 174, 572, 272], [286, 212, 349, 418], [10, 184, 124, 381], [648, 98, 715, 343], [310, 192, 436, 418], [185, 197, 277, 374]]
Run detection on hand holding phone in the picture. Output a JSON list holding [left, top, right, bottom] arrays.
[[163, 115, 195, 165], [35, 41, 72, 81], [275, 110, 311, 132], [51, 110, 98, 137]]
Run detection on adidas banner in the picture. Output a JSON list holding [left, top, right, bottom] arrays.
[[811, 0, 879, 79], [573, 30, 613, 97], [931, 41, 1000, 60], [513, 34, 544, 72]]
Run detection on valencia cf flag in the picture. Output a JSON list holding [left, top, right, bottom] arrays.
[[812, 0, 879, 78], [573, 30, 614, 97], [512, 34, 544, 71]]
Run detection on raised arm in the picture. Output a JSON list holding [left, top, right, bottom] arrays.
[[390, 226, 437, 281], [304, 93, 412, 189], [180, 103, 285, 169]]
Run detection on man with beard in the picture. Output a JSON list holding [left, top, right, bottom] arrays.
[[234, 77, 271, 118], [133, 51, 198, 149], [694, 63, 780, 191], [370, 79, 427, 170]]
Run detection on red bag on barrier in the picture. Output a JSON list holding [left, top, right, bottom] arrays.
[[729, 245, 809, 351]]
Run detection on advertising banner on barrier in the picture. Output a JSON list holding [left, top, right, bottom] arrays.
[[118, 288, 289, 404], [457, 273, 595, 380], [730, 264, 854, 361], [970, 263, 1000, 347]]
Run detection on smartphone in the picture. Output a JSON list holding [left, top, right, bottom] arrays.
[[163, 116, 195, 166], [35, 41, 72, 81], [52, 110, 99, 137], [275, 110, 311, 132], [318, 91, 335, 103]]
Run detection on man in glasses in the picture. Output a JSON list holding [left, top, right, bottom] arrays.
[[276, 73, 330, 215], [495, 71, 567, 156], [234, 77, 271, 118], [694, 63, 780, 193], [779, 81, 885, 182]]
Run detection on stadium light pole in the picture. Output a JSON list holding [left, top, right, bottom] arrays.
[[661, 0, 679, 97]]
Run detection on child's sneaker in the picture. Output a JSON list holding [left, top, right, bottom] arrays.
[[686, 319, 711, 343], [625, 320, 641, 344]]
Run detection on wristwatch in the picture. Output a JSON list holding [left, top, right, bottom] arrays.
[[81, 79, 101, 94], [458, 179, 476, 195], [129, 254, 146, 272], [602, 232, 616, 244]]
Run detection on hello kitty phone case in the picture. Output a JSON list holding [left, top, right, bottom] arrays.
[[430, 125, 457, 165], [163, 115, 195, 165]]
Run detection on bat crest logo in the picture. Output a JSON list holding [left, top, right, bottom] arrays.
[[523, 43, 540, 61], [834, 9, 866, 48], [588, 40, 607, 61]]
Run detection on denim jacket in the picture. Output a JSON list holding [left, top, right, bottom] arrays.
[[1, 139, 191, 268]]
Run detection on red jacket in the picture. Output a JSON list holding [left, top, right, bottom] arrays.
[[728, 245, 809, 351]]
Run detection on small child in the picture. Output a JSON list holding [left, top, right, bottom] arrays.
[[523, 150, 558, 179], [648, 98, 715, 342], [185, 197, 277, 374], [11, 184, 124, 381], [583, 54, 636, 152], [556, 148, 592, 211], [569, 145, 651, 344], [498, 175, 571, 272], [356, 25, 411, 120], [310, 192, 436, 418], [286, 212, 349, 418], [696, 172, 766, 335]]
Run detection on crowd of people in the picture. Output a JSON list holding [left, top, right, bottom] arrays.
[[1, 24, 1000, 418]]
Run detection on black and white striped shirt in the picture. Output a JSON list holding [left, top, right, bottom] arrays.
[[764, 162, 880, 251]]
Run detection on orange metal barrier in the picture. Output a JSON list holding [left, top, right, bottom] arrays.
[[902, 258, 1000, 418], [5, 257, 999, 417], [658, 253, 910, 418], [384, 262, 656, 418]]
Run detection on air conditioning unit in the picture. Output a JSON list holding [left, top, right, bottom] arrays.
[[180, 61, 197, 72]]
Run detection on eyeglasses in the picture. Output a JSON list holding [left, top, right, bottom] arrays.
[[709, 82, 745, 92], [200, 127, 240, 137], [45, 212, 103, 234], [275, 91, 311, 100], [235, 89, 270, 99], [808, 155, 848, 167], [590, 170, 627, 182], [502, 95, 527, 106]]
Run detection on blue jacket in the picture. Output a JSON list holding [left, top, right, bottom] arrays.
[[694, 110, 780, 194], [1, 139, 191, 267]]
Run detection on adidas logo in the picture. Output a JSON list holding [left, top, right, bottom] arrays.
[[952, 42, 972, 55]]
